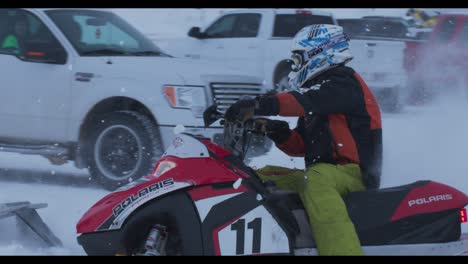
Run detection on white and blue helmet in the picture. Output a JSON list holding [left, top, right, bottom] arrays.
[[288, 24, 353, 90]]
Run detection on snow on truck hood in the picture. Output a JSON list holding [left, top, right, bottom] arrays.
[[169, 57, 263, 85], [84, 56, 262, 86]]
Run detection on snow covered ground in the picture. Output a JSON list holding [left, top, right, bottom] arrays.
[[1, 8, 468, 255]]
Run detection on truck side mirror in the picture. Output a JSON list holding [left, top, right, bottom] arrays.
[[188, 27, 204, 39]]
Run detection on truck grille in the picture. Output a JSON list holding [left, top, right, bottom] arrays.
[[211, 83, 264, 113]]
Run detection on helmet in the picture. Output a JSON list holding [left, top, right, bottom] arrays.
[[288, 24, 353, 90]]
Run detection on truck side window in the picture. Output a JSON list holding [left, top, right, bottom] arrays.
[[273, 14, 334, 38], [359, 20, 408, 39], [437, 17, 456, 43], [0, 9, 30, 55], [231, 14, 261, 38], [204, 14, 237, 38], [0, 8, 65, 63], [338, 19, 361, 39], [461, 21, 468, 45], [381, 21, 408, 39]]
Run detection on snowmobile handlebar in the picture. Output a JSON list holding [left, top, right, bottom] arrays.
[[203, 104, 268, 160], [203, 104, 267, 135]]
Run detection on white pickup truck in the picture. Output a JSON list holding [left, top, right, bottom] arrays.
[[162, 10, 412, 112], [0, 8, 267, 190], [162, 9, 337, 92], [338, 17, 416, 112]]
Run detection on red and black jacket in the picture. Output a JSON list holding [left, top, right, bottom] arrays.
[[256, 66, 383, 189]]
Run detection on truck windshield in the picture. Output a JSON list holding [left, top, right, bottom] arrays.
[[46, 9, 170, 57]]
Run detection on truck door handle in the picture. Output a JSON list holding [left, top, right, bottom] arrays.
[[185, 54, 200, 59], [216, 45, 224, 49], [366, 43, 377, 47], [248, 45, 257, 49]]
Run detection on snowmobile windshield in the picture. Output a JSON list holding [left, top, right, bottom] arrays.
[[223, 119, 256, 161], [163, 133, 210, 159], [46, 9, 171, 57], [202, 105, 257, 161]]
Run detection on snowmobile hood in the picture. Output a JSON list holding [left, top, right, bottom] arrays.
[[77, 134, 260, 234], [76, 156, 243, 233], [76, 173, 192, 234]]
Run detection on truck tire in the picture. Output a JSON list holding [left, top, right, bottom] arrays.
[[86, 111, 163, 190], [380, 88, 402, 113], [407, 80, 429, 106]]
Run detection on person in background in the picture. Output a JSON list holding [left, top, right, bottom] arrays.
[[1, 13, 29, 53]]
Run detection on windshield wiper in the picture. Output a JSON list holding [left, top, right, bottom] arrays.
[[81, 48, 131, 56], [131, 50, 172, 57]]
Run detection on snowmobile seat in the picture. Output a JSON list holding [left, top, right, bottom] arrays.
[[345, 180, 462, 245]]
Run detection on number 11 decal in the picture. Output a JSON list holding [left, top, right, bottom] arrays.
[[230, 217, 262, 255]]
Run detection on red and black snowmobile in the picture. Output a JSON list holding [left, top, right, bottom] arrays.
[[76, 106, 468, 255]]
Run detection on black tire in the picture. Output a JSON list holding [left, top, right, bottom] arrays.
[[407, 80, 430, 106], [379, 88, 402, 113], [85, 111, 163, 191], [375, 88, 403, 113], [121, 193, 203, 256]]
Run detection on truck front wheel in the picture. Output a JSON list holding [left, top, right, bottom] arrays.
[[379, 88, 402, 113], [86, 111, 163, 190]]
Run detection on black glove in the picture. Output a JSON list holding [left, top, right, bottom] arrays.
[[224, 99, 258, 122], [253, 118, 291, 144]]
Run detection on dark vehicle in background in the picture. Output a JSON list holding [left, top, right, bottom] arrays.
[[404, 14, 468, 104]]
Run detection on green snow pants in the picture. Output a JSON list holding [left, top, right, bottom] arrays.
[[256, 163, 366, 255]]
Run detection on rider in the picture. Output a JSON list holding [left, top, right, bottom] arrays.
[[1, 13, 29, 53], [225, 24, 383, 255], [406, 8, 439, 28]]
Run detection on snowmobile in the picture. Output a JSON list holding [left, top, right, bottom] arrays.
[[0, 201, 62, 247], [76, 105, 468, 255]]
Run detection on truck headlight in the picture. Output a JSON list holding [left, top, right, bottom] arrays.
[[163, 85, 207, 118]]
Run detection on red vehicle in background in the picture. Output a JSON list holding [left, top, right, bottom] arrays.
[[405, 14, 468, 104]]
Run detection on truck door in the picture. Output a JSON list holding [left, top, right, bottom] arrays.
[[185, 14, 237, 62], [0, 9, 71, 141], [221, 13, 264, 76], [186, 12, 264, 76], [347, 20, 409, 91]]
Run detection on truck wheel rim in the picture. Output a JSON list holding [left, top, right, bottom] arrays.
[[94, 125, 143, 181]]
